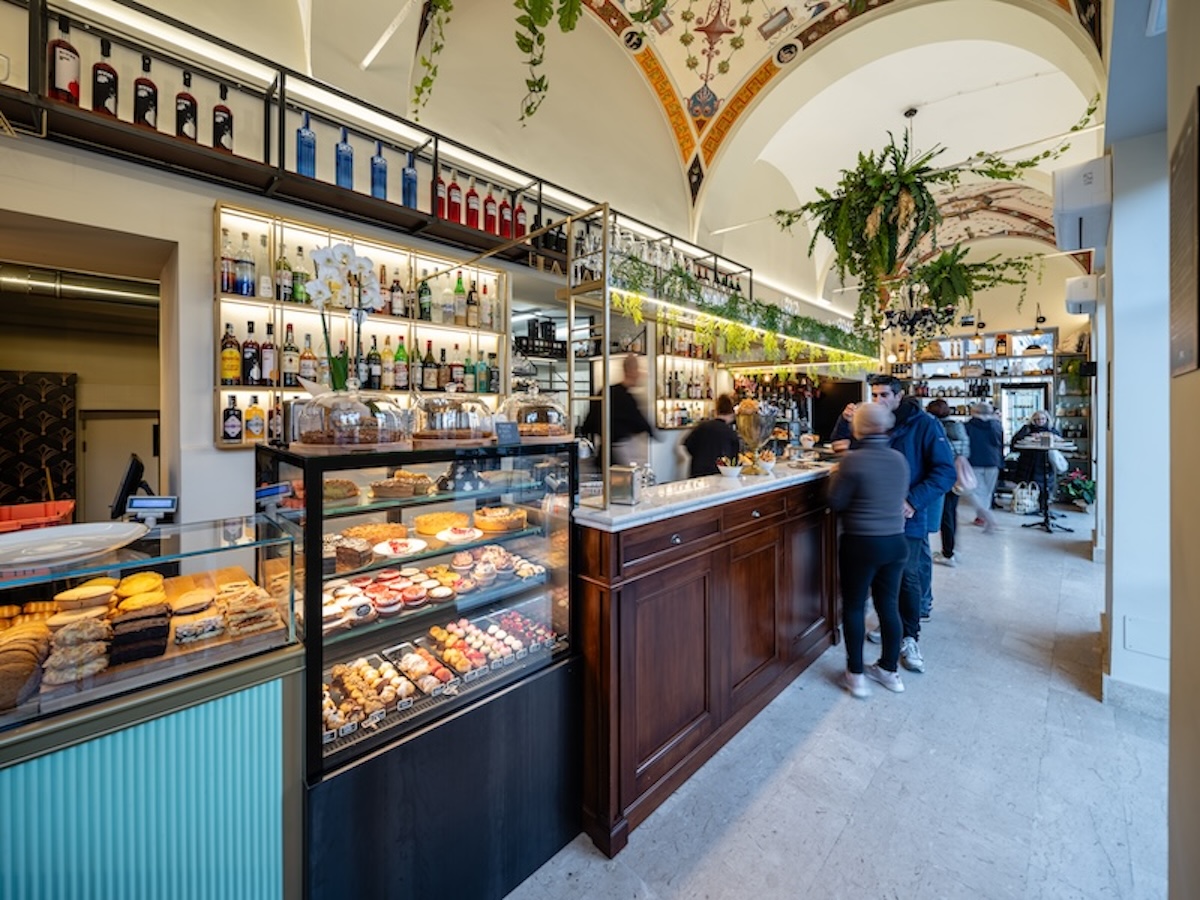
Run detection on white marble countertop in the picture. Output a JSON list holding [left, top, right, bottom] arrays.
[[572, 463, 833, 533]]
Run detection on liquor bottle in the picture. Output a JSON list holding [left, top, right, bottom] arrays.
[[409, 339, 422, 391], [260, 322, 278, 386], [335, 127, 354, 190], [291, 247, 309, 303], [281, 324, 300, 387], [401, 152, 418, 208], [440, 276, 455, 325], [498, 192, 512, 239], [381, 336, 395, 390], [466, 281, 480, 328], [530, 214, 543, 249], [453, 271, 467, 326], [418, 268, 432, 320], [390, 268, 405, 317], [220, 322, 241, 385], [434, 168, 447, 218], [462, 350, 476, 392], [48, 15, 80, 105], [91, 38, 117, 116], [437, 348, 451, 390], [275, 245, 293, 302], [222, 396, 243, 443], [176, 71, 198, 140], [450, 344, 465, 385], [404, 276, 418, 319], [235, 232, 255, 297], [370, 141, 387, 199], [488, 353, 500, 393], [366, 335, 383, 390], [245, 395, 266, 443], [257, 235, 273, 298], [354, 338, 368, 387], [514, 195, 527, 238], [299, 333, 318, 382], [242, 321, 261, 385], [133, 55, 158, 129], [394, 337, 409, 390], [447, 170, 463, 223], [422, 341, 439, 391], [268, 399, 283, 444], [213, 84, 233, 152], [475, 355, 489, 394], [297, 112, 316, 178], [465, 177, 480, 230], [219, 228, 236, 294], [483, 184, 498, 235]]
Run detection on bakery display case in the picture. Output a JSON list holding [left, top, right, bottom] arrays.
[[0, 516, 296, 735], [254, 441, 576, 784]]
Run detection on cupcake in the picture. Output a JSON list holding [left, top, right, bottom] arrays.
[[473, 561, 497, 585], [451, 551, 474, 572], [494, 556, 515, 579]]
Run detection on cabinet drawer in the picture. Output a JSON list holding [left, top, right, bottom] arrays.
[[721, 493, 786, 532], [620, 508, 721, 571], [786, 479, 828, 515]]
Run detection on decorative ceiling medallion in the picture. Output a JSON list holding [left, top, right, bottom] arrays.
[[775, 43, 799, 66], [688, 155, 706, 203], [622, 28, 648, 52]]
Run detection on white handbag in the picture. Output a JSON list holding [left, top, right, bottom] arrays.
[[1010, 482, 1040, 514]]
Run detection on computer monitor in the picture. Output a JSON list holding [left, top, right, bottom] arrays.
[[109, 453, 152, 520]]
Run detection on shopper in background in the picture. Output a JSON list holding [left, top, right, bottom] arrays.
[[830, 402, 856, 451], [860, 374, 955, 674], [1012, 410, 1061, 516], [683, 393, 739, 477], [582, 354, 656, 467], [965, 401, 1004, 532], [927, 399, 968, 567], [828, 402, 910, 697]]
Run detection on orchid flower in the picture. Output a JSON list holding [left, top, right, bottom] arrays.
[[348, 254, 375, 280], [306, 279, 332, 310], [329, 243, 356, 270], [309, 246, 337, 270]]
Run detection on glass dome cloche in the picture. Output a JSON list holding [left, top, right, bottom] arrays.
[[295, 389, 409, 448], [500, 381, 569, 437], [412, 393, 495, 443]]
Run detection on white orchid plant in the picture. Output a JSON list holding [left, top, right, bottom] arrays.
[[304, 243, 384, 391]]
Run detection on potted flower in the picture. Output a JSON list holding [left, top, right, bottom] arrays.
[[1058, 468, 1096, 509]]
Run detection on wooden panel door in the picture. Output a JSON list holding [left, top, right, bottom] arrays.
[[725, 525, 783, 715], [619, 553, 717, 805], [782, 507, 833, 660]]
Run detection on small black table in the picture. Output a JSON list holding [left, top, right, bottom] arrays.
[[1013, 439, 1076, 534]]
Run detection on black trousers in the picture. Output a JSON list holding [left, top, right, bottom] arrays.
[[839, 533, 909, 673], [940, 491, 959, 558]]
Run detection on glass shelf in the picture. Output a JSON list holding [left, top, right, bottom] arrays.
[[322, 526, 544, 581]]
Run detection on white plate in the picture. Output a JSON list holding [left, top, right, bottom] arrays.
[[0, 522, 149, 570], [436, 527, 484, 545], [372, 538, 428, 558]]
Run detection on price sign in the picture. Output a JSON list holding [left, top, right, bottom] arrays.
[[503, 654, 516, 667], [397, 698, 414, 712], [322, 729, 336, 745], [430, 685, 444, 697], [338, 722, 358, 738], [516, 649, 528, 661], [495, 421, 521, 446], [491, 659, 504, 671], [366, 709, 385, 726], [463, 669, 480, 683], [447, 677, 461, 688]]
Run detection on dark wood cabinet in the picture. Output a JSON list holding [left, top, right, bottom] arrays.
[[576, 475, 835, 857]]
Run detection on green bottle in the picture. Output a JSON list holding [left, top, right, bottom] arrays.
[[290, 246, 308, 303], [394, 336, 409, 390]]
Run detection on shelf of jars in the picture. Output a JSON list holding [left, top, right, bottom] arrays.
[[214, 203, 509, 449]]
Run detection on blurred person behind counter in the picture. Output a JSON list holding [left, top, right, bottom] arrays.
[[683, 393, 740, 477]]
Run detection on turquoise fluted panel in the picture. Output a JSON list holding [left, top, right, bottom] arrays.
[[0, 680, 283, 900]]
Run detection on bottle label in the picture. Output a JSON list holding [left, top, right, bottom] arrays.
[[93, 69, 116, 115], [214, 109, 233, 150], [464, 372, 476, 392], [276, 268, 293, 301], [282, 350, 300, 380], [396, 363, 409, 390], [299, 358, 317, 380], [134, 84, 157, 128], [467, 306, 479, 328], [246, 411, 265, 438], [220, 349, 240, 383], [52, 46, 81, 102], [391, 289, 405, 316], [223, 410, 242, 439], [261, 348, 277, 384]]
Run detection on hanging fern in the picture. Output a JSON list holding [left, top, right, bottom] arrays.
[[411, 0, 453, 120]]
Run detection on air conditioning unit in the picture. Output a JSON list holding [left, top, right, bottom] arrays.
[[1054, 157, 1112, 263], [1065, 274, 1098, 315]]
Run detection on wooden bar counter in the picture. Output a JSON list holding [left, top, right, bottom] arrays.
[[573, 465, 837, 857]]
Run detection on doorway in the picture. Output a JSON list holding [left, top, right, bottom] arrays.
[[80, 412, 160, 522]]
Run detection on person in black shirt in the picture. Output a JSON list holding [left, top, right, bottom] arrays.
[[581, 354, 655, 466], [684, 393, 739, 477]]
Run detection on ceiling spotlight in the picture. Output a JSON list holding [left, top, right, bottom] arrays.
[[886, 352, 898, 365]]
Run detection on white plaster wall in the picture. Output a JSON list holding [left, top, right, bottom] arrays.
[[1167, 1, 1200, 894], [1105, 132, 1170, 694]]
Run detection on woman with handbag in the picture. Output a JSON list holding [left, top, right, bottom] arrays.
[[965, 402, 1004, 533], [927, 400, 968, 566], [1012, 410, 1061, 516]]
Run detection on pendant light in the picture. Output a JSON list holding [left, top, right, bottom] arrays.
[[1031, 303, 1046, 338]]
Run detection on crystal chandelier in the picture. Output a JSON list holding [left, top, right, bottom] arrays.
[[882, 283, 957, 342]]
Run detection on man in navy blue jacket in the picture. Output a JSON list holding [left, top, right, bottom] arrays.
[[840, 375, 956, 672]]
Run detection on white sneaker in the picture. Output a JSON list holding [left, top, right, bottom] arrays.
[[866, 663, 905, 693], [842, 670, 870, 699], [866, 629, 882, 644], [933, 552, 958, 568], [900, 637, 925, 673]]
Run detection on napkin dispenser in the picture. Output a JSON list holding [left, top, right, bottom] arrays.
[[609, 464, 641, 505]]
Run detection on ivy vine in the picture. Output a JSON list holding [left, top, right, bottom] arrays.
[[411, 0, 453, 120]]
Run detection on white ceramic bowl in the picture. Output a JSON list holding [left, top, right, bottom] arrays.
[[717, 465, 743, 478], [757, 459, 776, 473]]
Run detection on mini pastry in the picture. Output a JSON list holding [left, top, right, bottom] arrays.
[[429, 586, 454, 603], [401, 586, 428, 607], [451, 552, 474, 571], [171, 588, 215, 616], [374, 594, 403, 616], [420, 579, 441, 591], [54, 584, 115, 609], [374, 569, 402, 582], [398, 567, 422, 579]]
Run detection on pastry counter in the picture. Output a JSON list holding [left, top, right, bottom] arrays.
[[573, 463, 837, 856]]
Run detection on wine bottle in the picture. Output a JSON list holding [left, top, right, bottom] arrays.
[[213, 84, 234, 152], [133, 55, 158, 129], [402, 152, 418, 208], [242, 321, 261, 385], [422, 341, 439, 391], [235, 232, 255, 297], [48, 15, 80, 105], [395, 337, 409, 390], [370, 141, 387, 199], [176, 71, 198, 140], [483, 184, 498, 235], [222, 396, 243, 443], [335, 127, 354, 190], [91, 38, 117, 116], [268, 399, 283, 444], [275, 245, 293, 302], [220, 322, 241, 385], [381, 336, 395, 390], [465, 177, 480, 230], [453, 271, 467, 326], [281, 324, 300, 388], [389, 267, 405, 317], [498, 192, 513, 239], [367, 335, 383, 390], [450, 344, 464, 385], [299, 333, 318, 382], [219, 228, 236, 294], [297, 112, 316, 178], [447, 170, 463, 223], [466, 281, 480, 328], [257, 235, 273, 298], [245, 395, 266, 443], [290, 247, 309, 303], [260, 322, 278, 387], [463, 350, 476, 392], [409, 339, 422, 391], [439, 276, 455, 325], [418, 268, 432, 321], [437, 347, 451, 390]]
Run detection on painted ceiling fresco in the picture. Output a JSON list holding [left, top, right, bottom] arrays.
[[584, 0, 1102, 205]]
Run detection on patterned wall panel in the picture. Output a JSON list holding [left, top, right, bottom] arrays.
[[0, 371, 77, 504], [0, 681, 284, 900]]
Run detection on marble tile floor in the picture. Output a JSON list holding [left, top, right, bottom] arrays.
[[506, 504, 1168, 900]]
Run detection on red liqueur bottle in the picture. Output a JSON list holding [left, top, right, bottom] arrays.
[[91, 38, 118, 116], [47, 15, 80, 105], [133, 55, 158, 129]]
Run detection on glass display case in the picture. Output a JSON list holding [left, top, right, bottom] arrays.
[[0, 517, 295, 733], [500, 380, 570, 438], [255, 442, 576, 783]]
